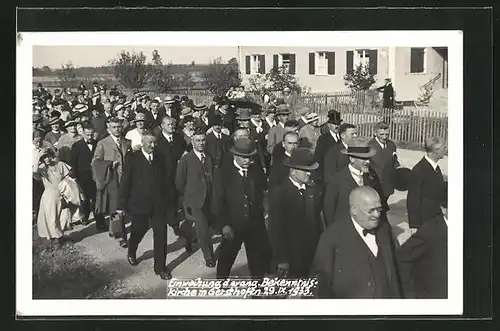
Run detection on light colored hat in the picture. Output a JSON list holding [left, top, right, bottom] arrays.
[[304, 112, 319, 124], [73, 104, 89, 113], [154, 97, 162, 103], [164, 96, 175, 104], [114, 104, 124, 112], [133, 112, 147, 123], [283, 87, 291, 92]]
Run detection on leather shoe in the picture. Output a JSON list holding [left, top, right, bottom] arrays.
[[119, 239, 128, 248], [127, 255, 138, 266], [156, 270, 172, 280]]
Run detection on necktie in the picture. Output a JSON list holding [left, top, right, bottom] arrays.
[[148, 154, 152, 163], [298, 188, 306, 196], [382, 143, 386, 149], [200, 153, 206, 165], [116, 138, 121, 146], [241, 169, 247, 177]]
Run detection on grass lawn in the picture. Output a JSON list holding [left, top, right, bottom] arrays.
[[32, 226, 144, 299]]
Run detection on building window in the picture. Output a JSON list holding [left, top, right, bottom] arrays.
[[315, 52, 328, 75], [280, 54, 291, 71], [410, 48, 426, 73], [250, 55, 260, 74], [354, 49, 371, 68], [273, 53, 296, 74]]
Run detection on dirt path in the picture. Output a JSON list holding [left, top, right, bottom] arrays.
[[65, 149, 447, 298]]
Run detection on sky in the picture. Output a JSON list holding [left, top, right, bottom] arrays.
[[32, 46, 239, 68]]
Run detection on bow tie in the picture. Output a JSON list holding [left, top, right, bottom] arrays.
[[362, 228, 378, 237]]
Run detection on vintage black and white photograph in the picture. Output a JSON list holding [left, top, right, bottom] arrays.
[[17, 31, 463, 316]]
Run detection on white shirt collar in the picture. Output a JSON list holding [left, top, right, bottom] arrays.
[[141, 149, 153, 160], [375, 137, 386, 149], [193, 149, 205, 161], [351, 217, 379, 258], [443, 215, 448, 226], [213, 131, 221, 139], [110, 135, 121, 145], [284, 150, 292, 157], [288, 177, 306, 191], [351, 217, 370, 238], [424, 154, 439, 170], [233, 159, 248, 176], [348, 164, 364, 185], [251, 118, 262, 128], [342, 141, 348, 149], [279, 122, 285, 128], [329, 130, 339, 141], [266, 117, 276, 127], [162, 131, 173, 141]]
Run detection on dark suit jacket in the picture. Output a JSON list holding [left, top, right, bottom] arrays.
[[406, 157, 447, 228], [175, 150, 214, 209], [147, 109, 167, 130], [368, 138, 400, 200], [118, 150, 171, 224], [212, 162, 266, 234], [314, 131, 340, 184], [205, 131, 231, 169], [70, 139, 97, 197], [249, 123, 270, 169], [268, 178, 323, 277], [268, 146, 291, 192], [396, 215, 448, 298], [312, 217, 402, 298], [163, 105, 180, 120], [323, 142, 350, 185], [323, 166, 386, 227], [92, 115, 108, 141]]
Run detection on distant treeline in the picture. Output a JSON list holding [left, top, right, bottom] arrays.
[[32, 64, 211, 77]]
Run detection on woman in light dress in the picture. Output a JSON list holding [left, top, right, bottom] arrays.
[[33, 148, 73, 248]]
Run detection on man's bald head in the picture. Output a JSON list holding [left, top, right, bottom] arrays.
[[349, 186, 383, 230]]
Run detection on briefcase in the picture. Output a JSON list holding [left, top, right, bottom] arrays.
[[109, 212, 125, 239]]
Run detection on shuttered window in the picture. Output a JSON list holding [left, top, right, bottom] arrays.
[[410, 48, 426, 73], [246, 54, 266, 75]]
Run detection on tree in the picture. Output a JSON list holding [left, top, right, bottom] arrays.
[[266, 65, 301, 93], [146, 50, 177, 92], [203, 57, 241, 95], [110, 50, 149, 89], [343, 63, 376, 91], [180, 72, 195, 92], [57, 61, 78, 89]]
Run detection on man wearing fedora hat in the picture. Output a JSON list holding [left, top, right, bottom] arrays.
[[163, 95, 179, 120], [249, 107, 270, 175], [268, 147, 323, 278], [236, 108, 252, 129], [314, 110, 343, 185], [323, 137, 386, 227], [296, 106, 312, 131], [322, 123, 358, 185], [212, 138, 270, 278], [266, 104, 290, 155], [193, 104, 210, 132], [264, 105, 277, 130]]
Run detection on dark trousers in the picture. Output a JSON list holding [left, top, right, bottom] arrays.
[[33, 178, 44, 217], [216, 223, 271, 278], [184, 204, 214, 261], [95, 212, 127, 241], [127, 214, 169, 274]]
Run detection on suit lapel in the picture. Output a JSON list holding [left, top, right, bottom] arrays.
[[106, 136, 121, 156], [376, 223, 395, 283]]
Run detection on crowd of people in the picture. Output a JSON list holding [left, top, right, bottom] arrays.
[[32, 79, 448, 299]]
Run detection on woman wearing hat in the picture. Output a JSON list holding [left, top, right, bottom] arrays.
[[44, 115, 64, 147], [268, 147, 323, 278], [125, 112, 148, 151], [298, 112, 322, 152], [56, 120, 83, 164], [33, 148, 74, 248], [180, 115, 196, 151]]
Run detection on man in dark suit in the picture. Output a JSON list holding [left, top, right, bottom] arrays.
[[116, 133, 173, 280], [268, 131, 299, 193], [268, 148, 323, 278], [146, 99, 166, 132], [163, 96, 180, 121], [91, 107, 108, 141], [397, 207, 448, 298], [407, 136, 447, 232], [312, 186, 402, 298], [376, 78, 396, 126], [92, 117, 131, 247], [323, 137, 385, 227], [176, 127, 216, 267], [70, 122, 98, 225], [212, 138, 270, 278], [158, 116, 188, 173], [249, 107, 270, 176], [205, 115, 231, 169], [322, 123, 358, 185], [313, 110, 342, 185], [368, 121, 401, 205]]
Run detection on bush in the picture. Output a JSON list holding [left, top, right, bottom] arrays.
[[343, 63, 376, 91]]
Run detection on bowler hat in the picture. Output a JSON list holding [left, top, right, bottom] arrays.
[[229, 138, 257, 157], [327, 109, 342, 125], [341, 137, 377, 158], [283, 147, 319, 171], [392, 167, 412, 191], [236, 109, 252, 121], [276, 104, 290, 115]]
